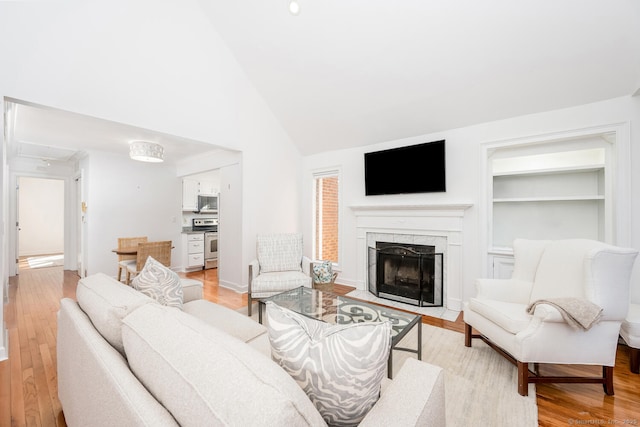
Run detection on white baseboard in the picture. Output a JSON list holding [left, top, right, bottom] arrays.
[[0, 328, 8, 362], [219, 280, 246, 293]]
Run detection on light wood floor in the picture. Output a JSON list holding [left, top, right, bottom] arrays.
[[1, 266, 638, 426]]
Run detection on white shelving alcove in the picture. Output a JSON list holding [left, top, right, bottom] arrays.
[[482, 125, 631, 279]]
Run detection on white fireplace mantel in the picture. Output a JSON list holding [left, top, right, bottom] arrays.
[[350, 203, 473, 215], [352, 202, 473, 311]]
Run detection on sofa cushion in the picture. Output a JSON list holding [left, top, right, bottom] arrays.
[[266, 302, 391, 427], [469, 298, 531, 334], [257, 233, 303, 273], [182, 299, 267, 343], [76, 272, 156, 355], [251, 271, 311, 297], [132, 256, 183, 308], [121, 304, 326, 427]]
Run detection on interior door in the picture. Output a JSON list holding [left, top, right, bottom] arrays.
[[15, 179, 20, 274], [76, 173, 85, 278]]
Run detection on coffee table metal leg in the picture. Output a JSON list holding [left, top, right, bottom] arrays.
[[388, 351, 393, 379], [418, 321, 422, 360]]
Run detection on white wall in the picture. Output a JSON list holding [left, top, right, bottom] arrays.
[[80, 151, 183, 277], [0, 0, 305, 291], [302, 95, 640, 304], [18, 177, 65, 256]]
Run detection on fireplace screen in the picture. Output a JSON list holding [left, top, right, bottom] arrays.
[[368, 243, 443, 307]]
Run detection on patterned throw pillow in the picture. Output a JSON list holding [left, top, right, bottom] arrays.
[[265, 302, 391, 427], [132, 256, 183, 309], [312, 260, 333, 284]]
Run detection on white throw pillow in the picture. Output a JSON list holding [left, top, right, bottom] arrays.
[[132, 256, 183, 309], [266, 302, 392, 427]]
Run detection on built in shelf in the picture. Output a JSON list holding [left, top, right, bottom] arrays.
[[493, 195, 605, 203], [492, 164, 604, 177]]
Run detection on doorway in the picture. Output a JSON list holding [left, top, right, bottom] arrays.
[[17, 177, 65, 271]]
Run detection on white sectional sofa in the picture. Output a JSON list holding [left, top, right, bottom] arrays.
[[57, 273, 446, 426]]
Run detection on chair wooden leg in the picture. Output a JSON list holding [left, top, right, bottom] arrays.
[[518, 361, 529, 396], [117, 267, 122, 282], [630, 347, 640, 374], [464, 323, 472, 347], [126, 272, 131, 285], [603, 366, 614, 395]]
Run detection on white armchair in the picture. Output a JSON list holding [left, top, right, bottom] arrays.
[[620, 301, 640, 374], [463, 239, 638, 396], [247, 233, 312, 316]]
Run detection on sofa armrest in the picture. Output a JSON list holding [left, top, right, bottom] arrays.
[[476, 278, 532, 304], [249, 259, 259, 279], [359, 358, 445, 427], [180, 279, 203, 303]]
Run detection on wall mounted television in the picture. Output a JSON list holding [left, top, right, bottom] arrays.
[[364, 140, 446, 196]]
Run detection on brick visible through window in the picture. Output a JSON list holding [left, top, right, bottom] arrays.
[[314, 174, 339, 263]]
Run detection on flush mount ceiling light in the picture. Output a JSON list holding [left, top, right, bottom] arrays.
[[288, 0, 300, 16], [129, 141, 164, 163]]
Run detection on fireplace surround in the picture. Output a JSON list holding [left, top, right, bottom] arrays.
[[351, 203, 472, 311]]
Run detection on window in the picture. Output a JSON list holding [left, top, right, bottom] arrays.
[[313, 171, 339, 264]]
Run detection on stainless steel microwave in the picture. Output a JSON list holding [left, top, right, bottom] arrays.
[[197, 195, 218, 213]]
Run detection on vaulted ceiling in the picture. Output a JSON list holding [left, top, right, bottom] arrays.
[[202, 0, 640, 155], [5, 0, 640, 162]]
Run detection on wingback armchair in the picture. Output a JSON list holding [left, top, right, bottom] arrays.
[[247, 233, 312, 316], [463, 239, 638, 396]]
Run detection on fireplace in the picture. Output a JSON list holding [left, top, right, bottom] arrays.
[[368, 242, 443, 307]]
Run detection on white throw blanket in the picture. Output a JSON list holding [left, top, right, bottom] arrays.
[[526, 297, 603, 331]]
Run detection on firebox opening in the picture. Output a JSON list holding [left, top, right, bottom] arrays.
[[368, 242, 443, 307]]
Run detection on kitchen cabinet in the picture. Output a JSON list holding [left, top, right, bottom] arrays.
[[182, 179, 219, 211], [181, 233, 204, 271], [182, 179, 199, 211], [199, 181, 218, 196]]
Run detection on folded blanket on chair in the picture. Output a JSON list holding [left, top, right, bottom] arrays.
[[526, 297, 603, 331]]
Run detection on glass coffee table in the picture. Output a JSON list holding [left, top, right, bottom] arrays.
[[259, 286, 422, 378]]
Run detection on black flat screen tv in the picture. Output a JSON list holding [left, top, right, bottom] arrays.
[[364, 140, 446, 196]]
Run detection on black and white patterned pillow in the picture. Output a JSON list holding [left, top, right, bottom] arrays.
[[265, 302, 391, 427], [132, 256, 183, 309]]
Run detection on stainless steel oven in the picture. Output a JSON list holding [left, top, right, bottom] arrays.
[[204, 232, 218, 269], [192, 218, 218, 270]]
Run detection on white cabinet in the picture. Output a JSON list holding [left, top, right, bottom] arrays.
[[199, 181, 218, 196], [490, 253, 515, 279], [182, 179, 199, 211], [181, 233, 204, 271], [182, 179, 219, 211]]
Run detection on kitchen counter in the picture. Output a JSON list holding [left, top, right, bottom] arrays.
[[182, 229, 205, 235]]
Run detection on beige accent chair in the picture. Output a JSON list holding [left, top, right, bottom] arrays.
[[620, 302, 640, 374], [247, 233, 312, 316], [117, 236, 148, 282], [463, 238, 638, 396], [126, 241, 172, 285]]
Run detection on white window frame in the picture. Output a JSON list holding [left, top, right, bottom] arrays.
[[312, 168, 342, 269]]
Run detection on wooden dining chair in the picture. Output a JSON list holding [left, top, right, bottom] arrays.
[[117, 236, 148, 282], [126, 240, 172, 285]]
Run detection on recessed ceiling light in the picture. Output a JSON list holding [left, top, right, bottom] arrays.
[[289, 0, 300, 16]]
